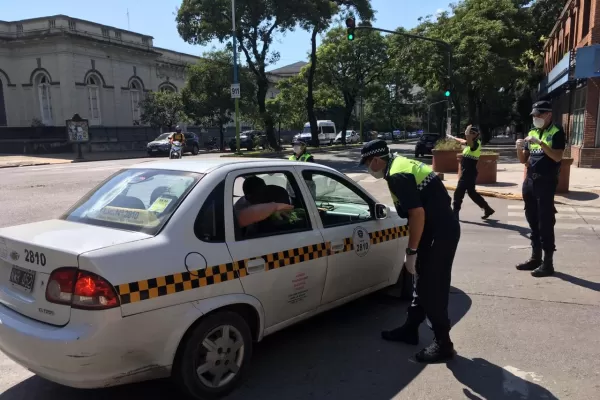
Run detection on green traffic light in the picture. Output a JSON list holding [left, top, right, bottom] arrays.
[[444, 90, 450, 97], [348, 34, 354, 40]]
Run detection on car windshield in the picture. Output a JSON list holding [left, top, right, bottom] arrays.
[[61, 169, 202, 235], [302, 126, 311, 133], [155, 133, 171, 141]]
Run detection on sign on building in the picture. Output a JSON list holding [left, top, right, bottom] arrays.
[[231, 83, 241, 99], [66, 114, 89, 143]]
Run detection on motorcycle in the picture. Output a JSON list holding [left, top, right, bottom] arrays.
[[169, 141, 183, 159]]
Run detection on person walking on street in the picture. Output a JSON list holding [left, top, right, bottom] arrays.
[[516, 100, 565, 277], [289, 138, 315, 162], [359, 139, 460, 363], [447, 125, 495, 220]]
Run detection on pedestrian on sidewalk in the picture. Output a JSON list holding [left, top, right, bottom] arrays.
[[359, 139, 460, 363], [515, 100, 565, 278], [447, 125, 495, 220]]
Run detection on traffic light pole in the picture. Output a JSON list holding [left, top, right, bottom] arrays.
[[354, 25, 458, 137]]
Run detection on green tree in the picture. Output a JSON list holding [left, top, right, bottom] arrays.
[[316, 26, 388, 143], [140, 91, 185, 131], [177, 0, 303, 149], [181, 51, 256, 151]]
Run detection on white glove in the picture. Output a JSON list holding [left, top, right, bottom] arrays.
[[516, 139, 525, 149], [525, 136, 541, 145], [404, 253, 417, 275]]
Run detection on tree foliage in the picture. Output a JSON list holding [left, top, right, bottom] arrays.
[[140, 91, 185, 130]]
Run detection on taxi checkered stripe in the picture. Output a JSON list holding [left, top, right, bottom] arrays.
[[116, 225, 409, 305]]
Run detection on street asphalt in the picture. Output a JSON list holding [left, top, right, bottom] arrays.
[[0, 147, 599, 400]]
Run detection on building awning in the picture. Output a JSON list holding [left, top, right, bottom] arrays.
[[538, 52, 571, 97], [573, 44, 600, 79]]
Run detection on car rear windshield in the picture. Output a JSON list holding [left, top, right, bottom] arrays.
[[155, 133, 171, 140], [61, 169, 202, 235]]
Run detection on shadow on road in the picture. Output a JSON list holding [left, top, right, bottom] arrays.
[[556, 190, 600, 202], [460, 219, 530, 239], [554, 272, 600, 292], [1, 288, 473, 400], [448, 356, 559, 400]]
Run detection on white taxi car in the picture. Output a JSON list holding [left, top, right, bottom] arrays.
[[0, 158, 409, 399]]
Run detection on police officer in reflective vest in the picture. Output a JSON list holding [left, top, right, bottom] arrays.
[[516, 100, 565, 277], [359, 139, 460, 363], [447, 125, 495, 220], [289, 138, 314, 162]]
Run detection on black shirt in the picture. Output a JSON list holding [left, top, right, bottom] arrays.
[[386, 171, 454, 232], [461, 140, 480, 177], [524, 124, 566, 178]]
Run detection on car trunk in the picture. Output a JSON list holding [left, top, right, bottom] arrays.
[[0, 220, 151, 326]]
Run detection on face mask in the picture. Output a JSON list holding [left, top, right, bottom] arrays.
[[293, 145, 302, 154], [533, 117, 545, 129], [368, 165, 385, 179]]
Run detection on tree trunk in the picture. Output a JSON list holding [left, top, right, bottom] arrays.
[[257, 77, 278, 149], [219, 121, 225, 152], [306, 26, 320, 147], [341, 93, 356, 144]]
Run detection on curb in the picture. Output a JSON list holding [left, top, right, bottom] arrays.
[[220, 145, 363, 158], [0, 154, 149, 169], [443, 184, 523, 201]]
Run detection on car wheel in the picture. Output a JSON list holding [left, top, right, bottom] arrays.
[[246, 146, 253, 151], [192, 145, 200, 155], [174, 311, 253, 400]]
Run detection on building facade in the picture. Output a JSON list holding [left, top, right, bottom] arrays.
[[0, 15, 201, 129], [540, 0, 600, 168]]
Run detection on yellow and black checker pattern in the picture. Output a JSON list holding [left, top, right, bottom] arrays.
[[116, 224, 408, 305]]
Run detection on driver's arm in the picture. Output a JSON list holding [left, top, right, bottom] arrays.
[[237, 203, 280, 228]]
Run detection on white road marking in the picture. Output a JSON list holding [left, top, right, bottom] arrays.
[[508, 220, 600, 231], [508, 204, 600, 213], [508, 212, 581, 220], [502, 366, 546, 399]]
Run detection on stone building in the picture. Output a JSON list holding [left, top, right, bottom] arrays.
[[0, 15, 200, 128]]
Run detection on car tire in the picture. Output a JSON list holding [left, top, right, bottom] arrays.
[[246, 146, 253, 151], [174, 311, 253, 400], [192, 145, 200, 155]]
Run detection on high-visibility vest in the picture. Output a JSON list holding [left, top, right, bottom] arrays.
[[462, 139, 481, 160], [289, 153, 312, 162], [386, 155, 437, 204], [526, 124, 561, 156]]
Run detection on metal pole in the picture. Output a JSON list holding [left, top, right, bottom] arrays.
[[360, 95, 364, 142], [232, 0, 241, 153]]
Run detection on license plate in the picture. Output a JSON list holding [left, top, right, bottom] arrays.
[[152, 149, 158, 152], [9, 266, 36, 293]]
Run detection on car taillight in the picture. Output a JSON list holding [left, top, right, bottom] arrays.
[[46, 267, 120, 310]]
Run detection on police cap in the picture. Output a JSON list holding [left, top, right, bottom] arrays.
[[292, 137, 308, 146], [359, 139, 389, 165], [530, 100, 552, 116]]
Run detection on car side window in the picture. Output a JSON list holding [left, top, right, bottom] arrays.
[[194, 181, 225, 242], [232, 171, 311, 241], [302, 171, 374, 228]]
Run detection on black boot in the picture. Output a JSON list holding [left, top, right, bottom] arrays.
[[516, 248, 542, 271], [415, 336, 455, 363], [531, 251, 555, 277], [381, 321, 420, 345], [482, 206, 495, 220]]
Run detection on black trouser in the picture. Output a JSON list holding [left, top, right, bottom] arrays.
[[452, 172, 490, 213], [522, 175, 557, 253], [406, 219, 461, 341]]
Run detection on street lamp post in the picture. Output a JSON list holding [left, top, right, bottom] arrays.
[[232, 0, 241, 153]]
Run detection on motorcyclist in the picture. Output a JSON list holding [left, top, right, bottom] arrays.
[[170, 126, 186, 147]]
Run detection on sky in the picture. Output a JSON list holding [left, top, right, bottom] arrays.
[[3, 0, 452, 71]]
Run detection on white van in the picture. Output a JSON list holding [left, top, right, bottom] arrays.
[[300, 120, 337, 145]]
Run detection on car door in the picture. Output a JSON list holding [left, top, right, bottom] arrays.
[[224, 166, 327, 329], [299, 168, 404, 305]]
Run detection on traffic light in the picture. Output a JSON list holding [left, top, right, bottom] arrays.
[[444, 90, 451, 97], [346, 17, 355, 41]]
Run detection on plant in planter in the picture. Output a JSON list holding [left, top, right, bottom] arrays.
[[457, 151, 500, 184], [432, 138, 463, 173]]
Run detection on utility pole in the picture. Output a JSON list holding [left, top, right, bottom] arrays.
[[427, 100, 447, 133], [231, 0, 241, 153]]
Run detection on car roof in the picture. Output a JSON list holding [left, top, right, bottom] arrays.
[[128, 158, 340, 175]]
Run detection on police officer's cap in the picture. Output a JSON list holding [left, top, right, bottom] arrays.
[[292, 137, 308, 146], [359, 139, 389, 165], [530, 100, 552, 116], [468, 125, 480, 134]]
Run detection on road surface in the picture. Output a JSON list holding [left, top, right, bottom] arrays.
[[1, 149, 599, 400]]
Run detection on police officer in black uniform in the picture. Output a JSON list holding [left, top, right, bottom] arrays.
[[516, 100, 565, 277], [360, 139, 460, 363]]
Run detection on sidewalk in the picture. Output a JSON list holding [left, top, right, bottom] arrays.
[[0, 151, 148, 168], [443, 162, 600, 208]]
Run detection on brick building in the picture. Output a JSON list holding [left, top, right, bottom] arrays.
[[540, 0, 600, 168]]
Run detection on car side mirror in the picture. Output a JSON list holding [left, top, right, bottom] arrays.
[[375, 203, 388, 219]]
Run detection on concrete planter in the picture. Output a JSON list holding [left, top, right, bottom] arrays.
[[432, 149, 461, 173], [522, 158, 574, 193], [457, 153, 499, 184]]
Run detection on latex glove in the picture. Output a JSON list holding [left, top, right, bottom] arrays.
[[516, 139, 525, 149], [525, 136, 541, 145], [404, 253, 417, 275]]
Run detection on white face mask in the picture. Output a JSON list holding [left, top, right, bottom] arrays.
[[293, 145, 302, 154], [533, 117, 545, 129], [368, 165, 385, 179]]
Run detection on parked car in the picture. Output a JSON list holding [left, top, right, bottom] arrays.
[[0, 158, 410, 399], [414, 133, 440, 157], [147, 132, 200, 157], [333, 130, 359, 144], [377, 132, 393, 141], [228, 130, 263, 152]]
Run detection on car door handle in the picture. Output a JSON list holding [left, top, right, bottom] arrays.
[[330, 242, 345, 253], [246, 258, 265, 274]]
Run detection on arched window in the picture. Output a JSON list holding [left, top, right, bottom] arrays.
[[0, 77, 6, 126], [36, 74, 53, 125], [86, 74, 102, 125], [130, 79, 142, 124], [159, 83, 176, 93]]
